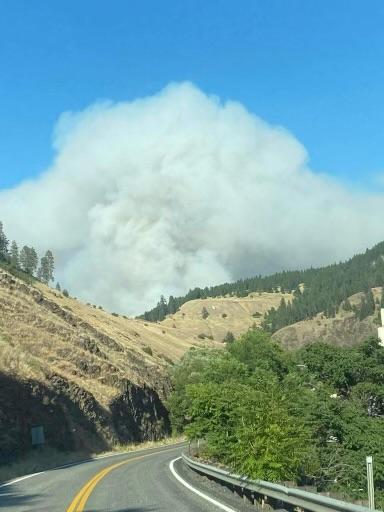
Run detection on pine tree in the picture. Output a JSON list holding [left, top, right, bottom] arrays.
[[223, 331, 235, 343], [56, 282, 61, 292], [157, 295, 168, 321], [0, 222, 9, 260], [10, 241, 19, 268], [38, 250, 55, 284], [168, 296, 177, 314], [45, 250, 54, 282], [38, 255, 50, 284], [20, 246, 38, 275]]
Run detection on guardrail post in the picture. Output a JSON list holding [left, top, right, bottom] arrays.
[[366, 456, 375, 510]]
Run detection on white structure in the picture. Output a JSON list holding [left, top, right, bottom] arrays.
[[378, 308, 384, 346]]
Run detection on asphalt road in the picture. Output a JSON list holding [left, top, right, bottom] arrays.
[[0, 443, 242, 512]]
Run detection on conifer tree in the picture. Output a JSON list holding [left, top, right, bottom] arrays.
[[38, 250, 55, 284], [0, 222, 9, 260], [45, 250, 54, 282], [168, 296, 177, 314], [10, 241, 19, 267], [38, 255, 50, 284], [157, 295, 168, 321], [56, 282, 61, 292], [20, 246, 38, 275], [223, 331, 235, 343]]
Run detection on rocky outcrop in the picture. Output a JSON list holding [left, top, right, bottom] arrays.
[[0, 371, 171, 464], [110, 380, 170, 442], [0, 269, 173, 465]]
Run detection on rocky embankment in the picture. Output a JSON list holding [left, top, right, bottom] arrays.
[[0, 269, 171, 463]]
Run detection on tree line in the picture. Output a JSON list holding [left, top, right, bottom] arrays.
[[139, 241, 384, 326], [0, 221, 55, 285], [168, 330, 384, 507]]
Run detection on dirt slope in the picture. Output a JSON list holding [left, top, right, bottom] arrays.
[[273, 288, 382, 349]]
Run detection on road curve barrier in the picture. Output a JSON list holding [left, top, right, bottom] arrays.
[[182, 452, 375, 512]]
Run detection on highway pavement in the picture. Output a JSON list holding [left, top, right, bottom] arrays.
[[0, 443, 246, 511]]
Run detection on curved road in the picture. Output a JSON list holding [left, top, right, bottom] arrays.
[[0, 443, 240, 512]]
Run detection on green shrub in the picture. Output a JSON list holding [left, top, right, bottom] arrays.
[[142, 346, 153, 356]]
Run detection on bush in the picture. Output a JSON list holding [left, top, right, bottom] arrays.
[[142, 346, 153, 356], [223, 331, 235, 344], [202, 307, 209, 319], [62, 289, 69, 297]]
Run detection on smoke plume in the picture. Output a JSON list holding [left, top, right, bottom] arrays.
[[1, 83, 383, 314]]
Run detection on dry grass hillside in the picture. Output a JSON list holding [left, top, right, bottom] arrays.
[[0, 268, 287, 464], [161, 292, 291, 342], [0, 268, 189, 462], [273, 288, 382, 349], [2, 261, 379, 469]]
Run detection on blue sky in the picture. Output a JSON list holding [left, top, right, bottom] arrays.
[[1, 0, 384, 190]]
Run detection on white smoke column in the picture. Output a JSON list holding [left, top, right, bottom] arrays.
[[1, 82, 384, 315]]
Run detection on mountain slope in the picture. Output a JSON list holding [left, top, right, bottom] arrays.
[[2, 268, 286, 463], [142, 241, 384, 335], [0, 268, 184, 462], [273, 288, 382, 349]]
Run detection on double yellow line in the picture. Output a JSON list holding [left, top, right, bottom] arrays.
[[66, 446, 179, 512]]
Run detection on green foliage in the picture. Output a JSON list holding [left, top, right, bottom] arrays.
[[142, 346, 153, 356], [201, 307, 209, 319], [168, 330, 384, 503], [62, 289, 69, 297], [0, 222, 9, 260], [140, 241, 384, 329], [38, 250, 55, 284], [227, 329, 288, 379], [19, 246, 38, 275], [222, 331, 234, 343], [9, 241, 19, 267]]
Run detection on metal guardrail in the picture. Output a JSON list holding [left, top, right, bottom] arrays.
[[182, 452, 375, 512]]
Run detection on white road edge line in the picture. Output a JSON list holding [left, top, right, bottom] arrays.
[[169, 457, 238, 512], [0, 443, 184, 489], [0, 472, 45, 488]]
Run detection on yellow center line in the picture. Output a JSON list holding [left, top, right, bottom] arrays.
[[66, 446, 179, 512]]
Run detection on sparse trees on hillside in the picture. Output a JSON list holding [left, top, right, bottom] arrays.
[[140, 241, 384, 329], [0, 221, 61, 289]]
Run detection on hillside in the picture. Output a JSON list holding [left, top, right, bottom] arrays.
[[142, 241, 384, 333], [161, 291, 290, 342], [1, 267, 289, 464], [0, 267, 197, 463], [273, 288, 382, 349], [2, 237, 384, 468]]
